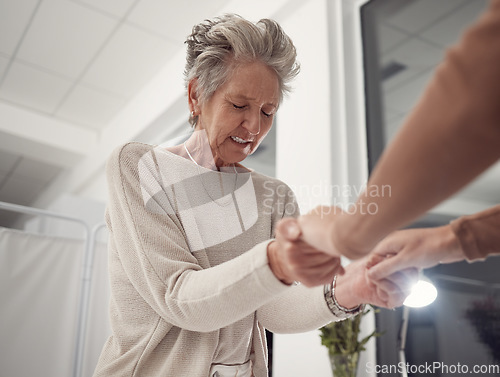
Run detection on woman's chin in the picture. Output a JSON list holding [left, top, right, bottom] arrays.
[[229, 147, 252, 162]]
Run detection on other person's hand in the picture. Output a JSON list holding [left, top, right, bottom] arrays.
[[336, 255, 418, 309], [366, 225, 464, 281], [268, 217, 344, 287]]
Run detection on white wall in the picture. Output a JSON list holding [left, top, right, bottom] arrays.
[[274, 0, 344, 376], [274, 0, 374, 376]]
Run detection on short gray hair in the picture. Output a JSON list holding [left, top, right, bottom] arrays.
[[184, 14, 300, 126]]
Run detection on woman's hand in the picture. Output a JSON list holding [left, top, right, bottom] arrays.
[[366, 225, 464, 281], [268, 217, 344, 287], [335, 256, 418, 309]]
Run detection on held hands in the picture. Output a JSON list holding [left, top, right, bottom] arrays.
[[270, 216, 418, 309], [268, 217, 344, 287], [269, 217, 418, 310], [335, 256, 418, 309], [279, 207, 462, 281]]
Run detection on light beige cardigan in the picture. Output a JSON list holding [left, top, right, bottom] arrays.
[[93, 143, 339, 377]]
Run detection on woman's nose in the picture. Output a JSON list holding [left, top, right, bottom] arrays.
[[244, 111, 261, 136]]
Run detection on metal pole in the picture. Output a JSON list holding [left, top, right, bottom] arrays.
[[73, 226, 92, 377], [398, 305, 410, 377], [73, 222, 107, 377]]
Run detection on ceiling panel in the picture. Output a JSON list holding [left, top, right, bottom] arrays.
[[0, 149, 19, 173], [0, 171, 8, 186], [70, 0, 136, 19], [0, 211, 23, 229], [0, 61, 73, 114], [0, 0, 39, 56], [458, 162, 500, 204], [382, 37, 443, 68], [0, 54, 9, 79], [56, 84, 126, 129], [127, 0, 230, 44], [382, 63, 432, 93], [222, 0, 290, 21], [385, 0, 467, 35], [384, 113, 406, 142], [377, 23, 408, 53], [14, 157, 61, 184], [0, 174, 47, 205], [16, 0, 117, 79], [420, 0, 489, 48], [384, 69, 434, 113], [81, 23, 177, 97]]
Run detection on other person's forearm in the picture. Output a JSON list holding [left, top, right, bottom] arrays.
[[335, 4, 500, 258]]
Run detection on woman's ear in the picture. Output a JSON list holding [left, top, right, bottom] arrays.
[[187, 78, 200, 113]]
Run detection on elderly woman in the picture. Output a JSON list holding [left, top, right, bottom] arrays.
[[93, 14, 414, 377]]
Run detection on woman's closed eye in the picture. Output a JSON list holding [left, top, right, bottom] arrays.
[[233, 103, 273, 117]]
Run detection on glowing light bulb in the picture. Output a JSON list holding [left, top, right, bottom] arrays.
[[403, 277, 437, 308]]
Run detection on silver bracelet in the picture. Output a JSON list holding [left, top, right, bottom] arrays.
[[324, 275, 365, 319]]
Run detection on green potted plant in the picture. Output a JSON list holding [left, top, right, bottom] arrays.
[[319, 306, 382, 377]]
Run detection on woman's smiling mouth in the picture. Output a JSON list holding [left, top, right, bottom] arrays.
[[231, 136, 251, 144]]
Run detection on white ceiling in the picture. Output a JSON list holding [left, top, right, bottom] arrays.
[[0, 0, 498, 227], [0, 0, 292, 226]]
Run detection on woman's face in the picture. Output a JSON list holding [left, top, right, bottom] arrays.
[[191, 61, 280, 167]]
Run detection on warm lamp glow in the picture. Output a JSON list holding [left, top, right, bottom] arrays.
[[403, 277, 437, 308]]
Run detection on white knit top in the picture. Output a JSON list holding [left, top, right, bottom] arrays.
[[93, 142, 340, 377]]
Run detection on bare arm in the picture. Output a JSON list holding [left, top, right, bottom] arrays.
[[298, 1, 500, 259], [366, 204, 500, 280]]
